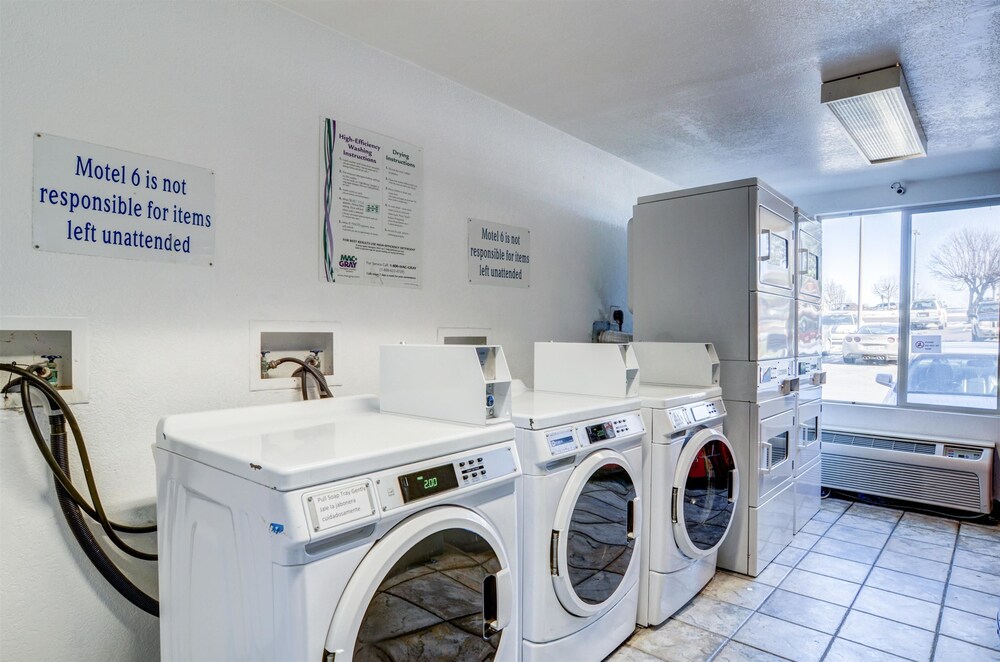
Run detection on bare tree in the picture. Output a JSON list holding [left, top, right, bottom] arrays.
[[872, 276, 899, 304], [823, 279, 850, 310], [928, 227, 1000, 316]]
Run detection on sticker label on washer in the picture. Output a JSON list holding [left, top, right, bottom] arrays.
[[546, 428, 577, 455], [305, 480, 376, 533]]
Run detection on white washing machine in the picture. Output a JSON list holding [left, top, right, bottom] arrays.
[[156, 395, 522, 661], [512, 388, 644, 662], [637, 384, 739, 626]]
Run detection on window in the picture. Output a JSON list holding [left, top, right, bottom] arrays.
[[821, 201, 999, 413]]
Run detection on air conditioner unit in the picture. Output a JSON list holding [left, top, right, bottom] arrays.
[[821, 430, 994, 513]]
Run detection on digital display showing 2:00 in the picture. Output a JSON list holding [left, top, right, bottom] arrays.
[[398, 463, 460, 503]]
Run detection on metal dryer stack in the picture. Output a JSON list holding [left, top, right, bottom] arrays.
[[628, 178, 823, 577]]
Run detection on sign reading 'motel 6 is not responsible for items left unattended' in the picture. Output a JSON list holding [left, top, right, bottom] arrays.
[[32, 134, 215, 265]]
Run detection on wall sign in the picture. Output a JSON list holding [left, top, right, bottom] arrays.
[[468, 219, 531, 288], [321, 118, 422, 287], [32, 134, 215, 265], [911, 335, 942, 353]]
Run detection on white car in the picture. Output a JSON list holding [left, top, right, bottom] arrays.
[[821, 312, 857, 355], [842, 324, 899, 364], [910, 299, 948, 330], [876, 353, 998, 409]]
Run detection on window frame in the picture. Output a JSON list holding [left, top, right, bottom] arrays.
[[820, 196, 1000, 416]]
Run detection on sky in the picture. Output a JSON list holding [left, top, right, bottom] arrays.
[[821, 205, 999, 310]]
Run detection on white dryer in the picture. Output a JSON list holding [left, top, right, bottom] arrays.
[[512, 389, 644, 662], [637, 384, 739, 626], [155, 395, 521, 661]]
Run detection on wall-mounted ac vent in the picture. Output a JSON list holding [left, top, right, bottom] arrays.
[[821, 429, 993, 514], [822, 431, 935, 455]]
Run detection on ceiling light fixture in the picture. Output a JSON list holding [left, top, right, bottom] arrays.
[[822, 64, 927, 164]]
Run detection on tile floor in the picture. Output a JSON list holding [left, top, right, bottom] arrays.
[[607, 498, 1000, 662]]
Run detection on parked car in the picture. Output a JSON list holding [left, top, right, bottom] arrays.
[[910, 299, 948, 329], [842, 324, 899, 364], [875, 353, 998, 408], [821, 312, 857, 355], [863, 302, 899, 323], [971, 300, 999, 342]]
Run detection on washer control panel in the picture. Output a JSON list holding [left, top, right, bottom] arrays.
[[665, 398, 726, 432], [579, 412, 643, 445]]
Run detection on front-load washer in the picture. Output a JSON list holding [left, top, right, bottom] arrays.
[[155, 395, 522, 661], [512, 388, 644, 662], [636, 384, 739, 626]]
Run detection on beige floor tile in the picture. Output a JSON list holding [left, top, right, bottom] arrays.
[[884, 535, 954, 564], [952, 548, 1000, 576], [672, 595, 752, 638], [900, 511, 959, 533], [757, 588, 847, 634], [959, 521, 1000, 543], [605, 644, 663, 662], [949, 565, 1000, 597], [875, 550, 951, 582], [797, 551, 871, 583], [731, 612, 831, 662], [825, 523, 890, 548], [933, 635, 1000, 662], [811, 536, 881, 564], [944, 583, 1000, 619], [810, 509, 841, 524], [836, 513, 897, 534], [892, 523, 957, 549], [772, 545, 808, 567], [838, 610, 935, 662], [711, 640, 790, 662], [824, 637, 912, 662], [788, 531, 820, 550], [847, 502, 903, 522], [864, 567, 945, 604], [851, 585, 941, 631], [957, 533, 1000, 559], [779, 568, 860, 607], [628, 620, 725, 662], [699, 572, 774, 610], [753, 563, 793, 587], [938, 607, 1000, 652]]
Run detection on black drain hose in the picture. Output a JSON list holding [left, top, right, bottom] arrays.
[[49, 408, 159, 616]]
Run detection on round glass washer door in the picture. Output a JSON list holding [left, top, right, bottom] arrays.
[[325, 506, 514, 662], [551, 449, 640, 618], [672, 428, 739, 560]]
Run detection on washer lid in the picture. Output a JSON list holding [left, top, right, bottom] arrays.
[[638, 384, 721, 410], [157, 395, 515, 491], [511, 390, 641, 429]]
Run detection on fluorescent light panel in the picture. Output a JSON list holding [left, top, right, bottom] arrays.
[[822, 65, 927, 164]]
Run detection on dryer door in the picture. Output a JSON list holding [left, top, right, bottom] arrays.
[[324, 506, 514, 662], [672, 428, 739, 560], [550, 449, 640, 618]]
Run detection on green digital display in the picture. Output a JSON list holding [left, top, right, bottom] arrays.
[[398, 464, 459, 503]]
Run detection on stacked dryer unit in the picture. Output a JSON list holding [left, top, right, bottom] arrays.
[[156, 345, 522, 662], [629, 178, 800, 576], [514, 342, 644, 662], [793, 209, 825, 531], [630, 342, 740, 626]]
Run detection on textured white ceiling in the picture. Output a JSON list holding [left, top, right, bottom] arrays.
[[277, 0, 1000, 199]]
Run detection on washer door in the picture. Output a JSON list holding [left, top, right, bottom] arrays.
[[672, 429, 739, 559], [551, 449, 640, 618], [324, 506, 514, 662]]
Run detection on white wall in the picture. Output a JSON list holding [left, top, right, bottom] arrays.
[[795, 169, 1000, 216], [0, 2, 670, 659]]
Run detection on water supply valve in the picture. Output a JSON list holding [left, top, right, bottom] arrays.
[[260, 351, 271, 379], [306, 349, 323, 370], [41, 355, 61, 387]]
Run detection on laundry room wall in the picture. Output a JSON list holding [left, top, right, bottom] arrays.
[[0, 2, 670, 659]]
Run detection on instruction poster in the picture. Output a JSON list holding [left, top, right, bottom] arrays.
[[468, 219, 531, 288], [32, 133, 215, 265], [321, 118, 422, 287]]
